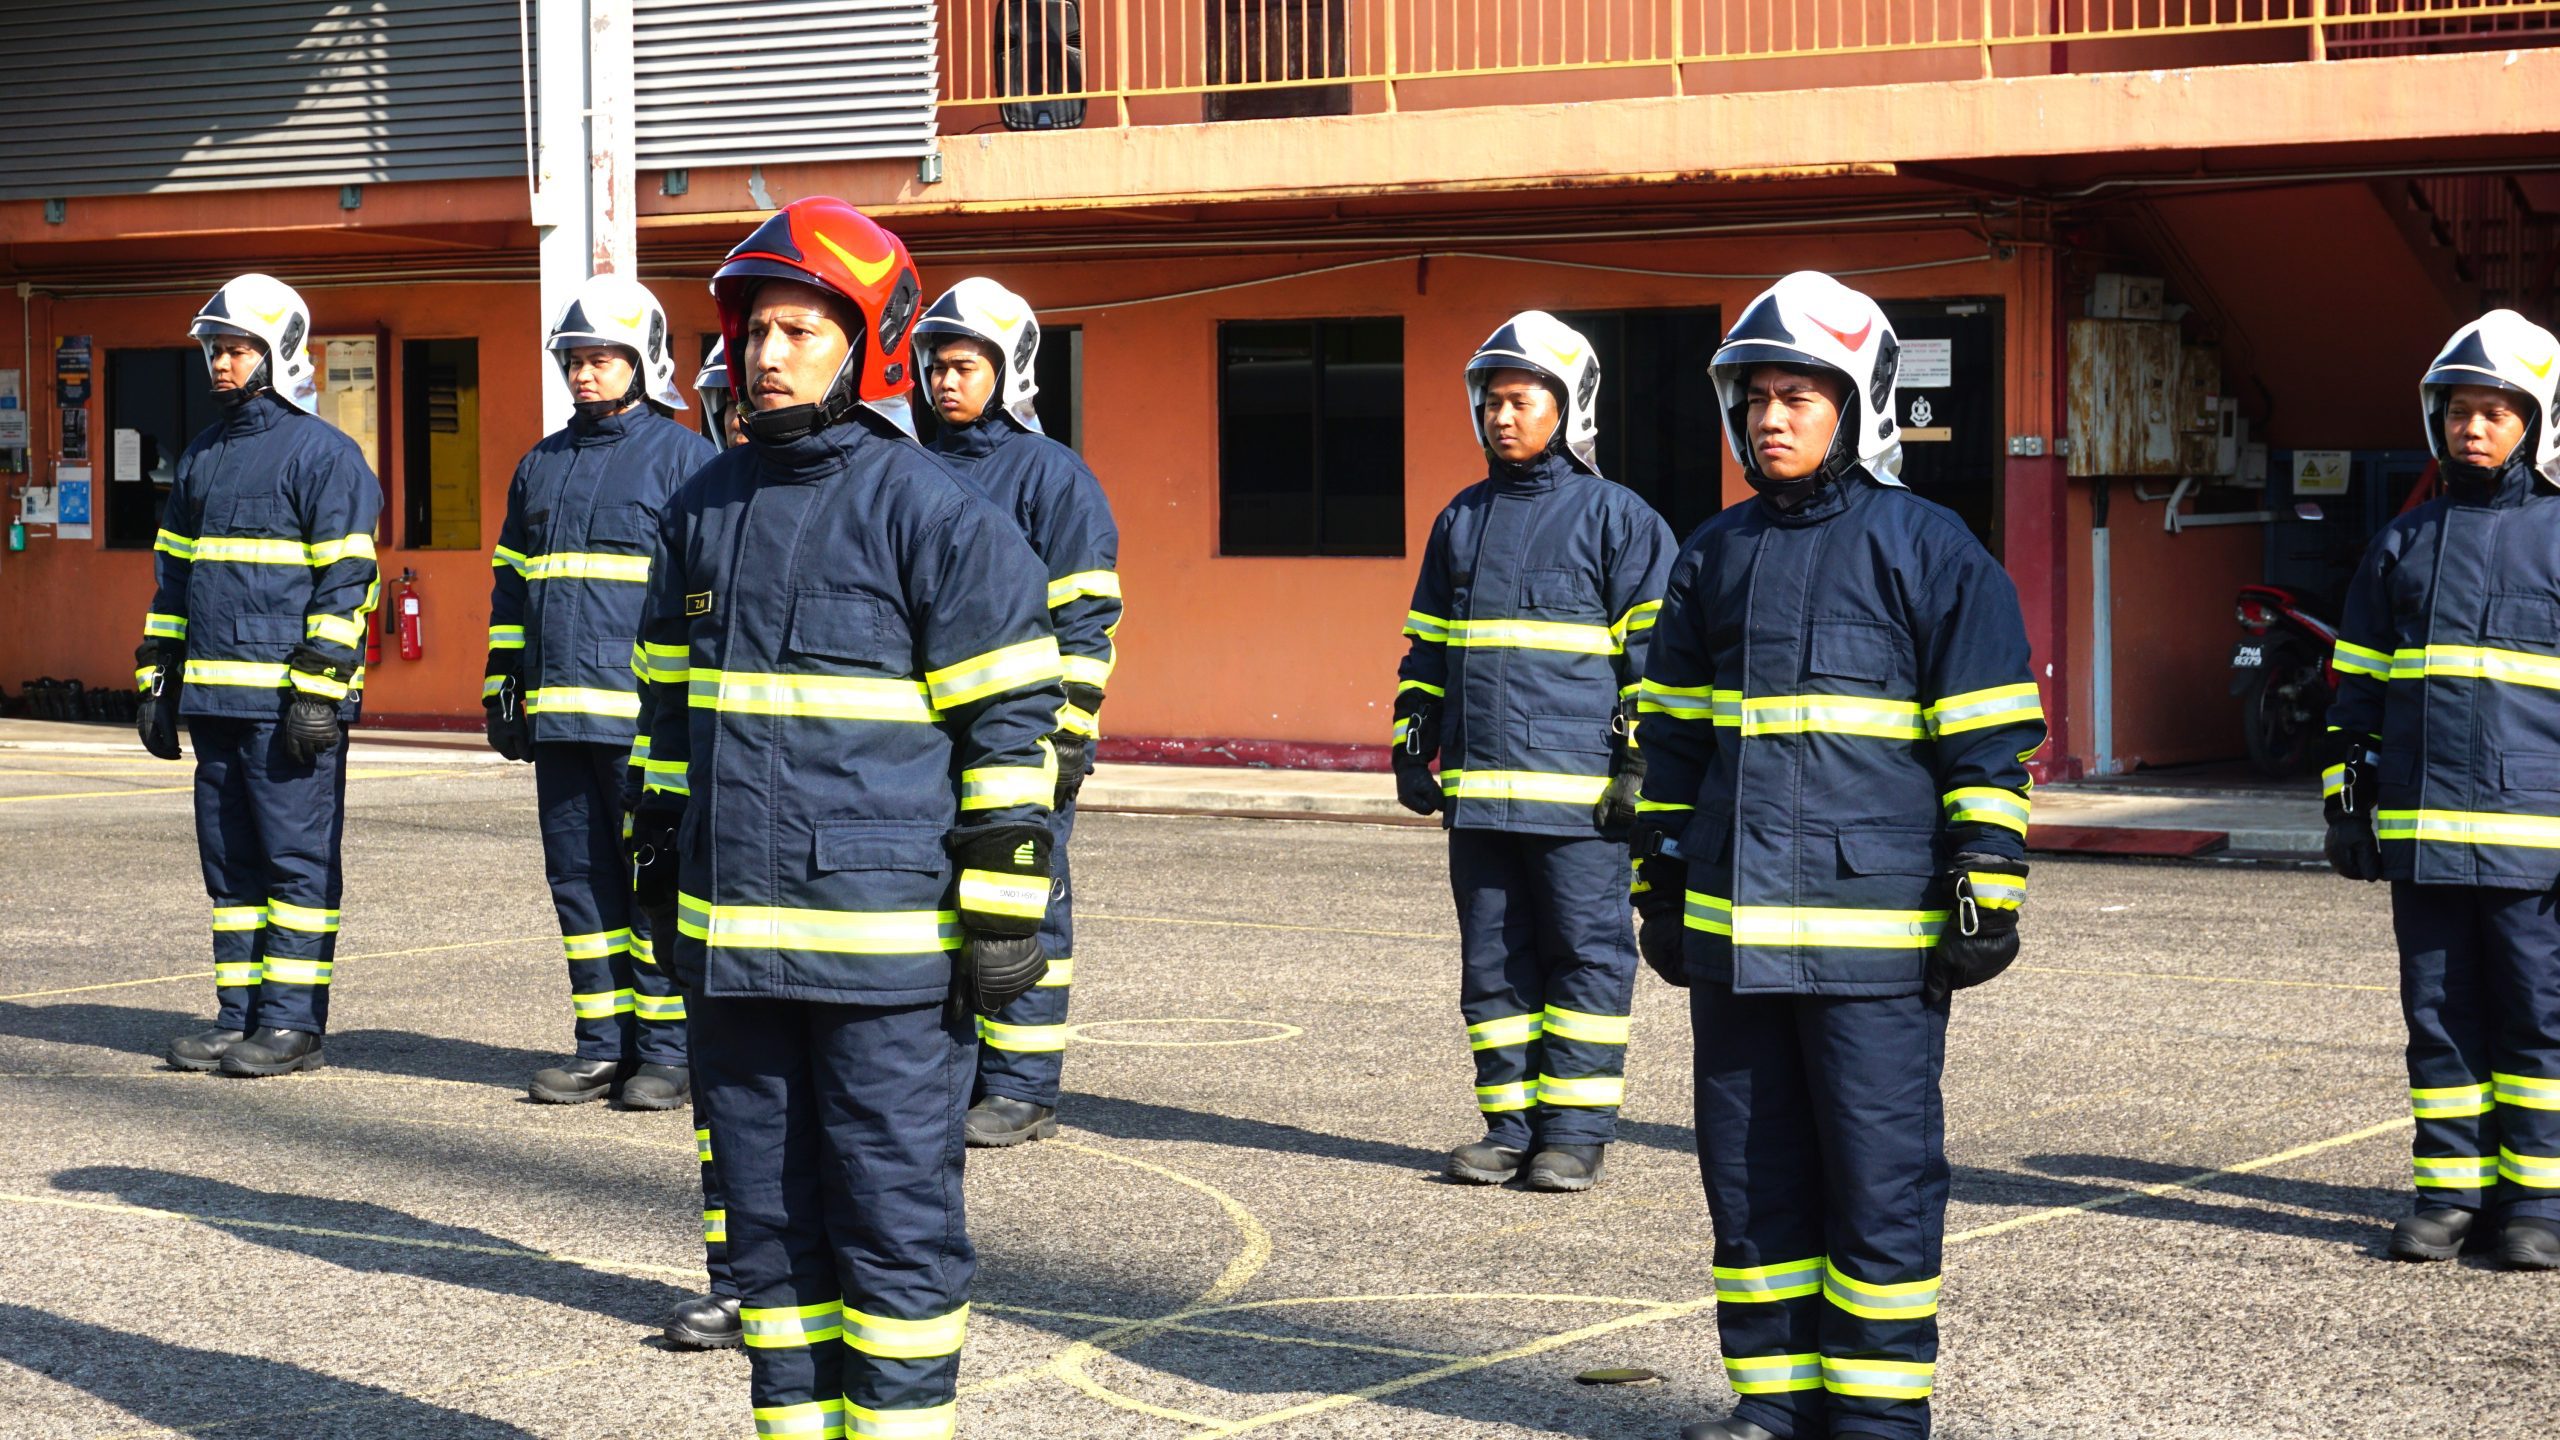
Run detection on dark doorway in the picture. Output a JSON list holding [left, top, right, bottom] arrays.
[[1881, 298, 2005, 555], [103, 347, 219, 551], [1553, 306, 1726, 541]]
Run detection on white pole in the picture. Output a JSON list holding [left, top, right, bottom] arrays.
[[589, 0, 636, 278], [533, 0, 594, 432]]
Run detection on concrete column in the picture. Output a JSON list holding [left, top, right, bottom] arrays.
[[531, 0, 635, 433]]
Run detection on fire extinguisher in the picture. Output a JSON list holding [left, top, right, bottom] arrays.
[[393, 567, 424, 661], [365, 592, 383, 667]]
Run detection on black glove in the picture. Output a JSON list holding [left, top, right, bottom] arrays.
[[1052, 731, 1094, 811], [629, 807, 681, 911], [484, 672, 533, 763], [1925, 854, 2027, 1003], [950, 823, 1054, 1017], [2322, 738, 2384, 882], [1593, 701, 1643, 838], [1391, 694, 1442, 816], [1633, 846, 1690, 988], [134, 641, 184, 761], [284, 697, 343, 764]]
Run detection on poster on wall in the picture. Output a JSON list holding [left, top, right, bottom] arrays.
[[61, 404, 88, 461], [56, 466, 91, 541], [314, 336, 380, 481], [0, 368, 24, 472], [55, 336, 91, 461]]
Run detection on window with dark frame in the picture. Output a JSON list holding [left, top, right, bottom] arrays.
[[399, 339, 481, 550], [102, 347, 222, 551], [1218, 317, 1404, 557], [1552, 306, 1726, 540]]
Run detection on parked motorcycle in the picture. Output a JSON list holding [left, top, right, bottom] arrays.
[[2229, 582, 2339, 777]]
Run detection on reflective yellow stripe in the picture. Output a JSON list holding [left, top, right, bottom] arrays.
[[489, 623, 527, 650], [2501, 1147, 2560, 1188], [1474, 1081, 1534, 1113], [1048, 569, 1121, 607], [491, 545, 527, 574], [1441, 616, 1619, 654], [1397, 678, 1446, 698], [2377, 809, 2560, 849], [143, 612, 190, 640], [1059, 651, 1114, 688], [640, 757, 692, 796], [526, 686, 642, 719], [268, 900, 341, 934], [2414, 1082, 2494, 1119], [1541, 1006, 1631, 1045], [1612, 599, 1662, 642], [183, 659, 291, 689], [957, 869, 1051, 921], [2388, 644, 2560, 691], [155, 529, 198, 560], [633, 991, 687, 1022], [1466, 1012, 1543, 1050], [259, 957, 333, 985], [844, 1400, 956, 1440], [1966, 871, 2026, 911], [926, 637, 1063, 709], [2415, 1155, 2498, 1188], [841, 1303, 968, 1359], [2332, 638, 2391, 678], [1683, 894, 1946, 948], [1823, 1262, 1940, 1320], [696, 1128, 714, 1163], [751, 1399, 841, 1438], [191, 534, 376, 566], [702, 1209, 727, 1244], [1537, 1073, 1624, 1107], [522, 551, 650, 583], [2493, 1072, 2560, 1111], [213, 961, 264, 987], [306, 612, 365, 647], [2322, 763, 2347, 800], [1712, 1255, 1824, 1303], [677, 893, 960, 955], [960, 750, 1058, 811], [1943, 786, 2031, 835], [561, 929, 634, 961], [1742, 693, 1925, 739], [1822, 1356, 1935, 1400], [1057, 702, 1100, 739], [1437, 769, 1610, 804], [290, 668, 352, 701], [1925, 682, 2044, 737], [740, 1299, 843, 1348], [312, 534, 376, 565], [571, 989, 635, 1019], [1636, 679, 1720, 720], [633, 641, 689, 685], [1038, 956, 1074, 987], [1403, 611, 1451, 644], [1725, 1353, 1822, 1394], [977, 1018, 1067, 1052], [688, 670, 939, 722], [211, 905, 269, 932]]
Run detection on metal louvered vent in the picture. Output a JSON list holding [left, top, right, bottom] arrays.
[[634, 0, 940, 169], [0, 0, 526, 200]]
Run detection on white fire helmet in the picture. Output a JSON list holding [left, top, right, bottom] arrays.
[[1710, 271, 1905, 485], [189, 274, 319, 415], [1466, 310, 1601, 474], [913, 276, 1043, 432], [548, 272, 684, 412], [2420, 308, 2560, 486], [694, 338, 736, 447]]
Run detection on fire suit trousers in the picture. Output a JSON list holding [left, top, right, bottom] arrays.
[[2393, 881, 2560, 1220], [189, 716, 348, 1036], [1692, 981, 1951, 1440], [975, 799, 1077, 1107], [1451, 828, 1639, 1149], [693, 994, 977, 1440], [535, 741, 686, 1066]]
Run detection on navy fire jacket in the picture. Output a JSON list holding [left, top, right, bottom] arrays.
[[1396, 450, 1676, 836], [487, 405, 714, 747], [1637, 472, 2046, 996], [631, 418, 1064, 1005], [142, 394, 381, 720], [2329, 458, 2560, 888]]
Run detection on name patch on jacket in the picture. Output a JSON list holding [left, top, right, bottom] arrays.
[[686, 591, 715, 616]]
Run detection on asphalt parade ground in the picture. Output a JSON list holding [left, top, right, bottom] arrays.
[[1, 747, 2554, 1439]]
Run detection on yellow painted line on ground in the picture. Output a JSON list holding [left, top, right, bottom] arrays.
[[984, 1302, 1472, 1363], [1087, 911, 1456, 942], [1948, 1115, 2412, 1242], [0, 934, 550, 1002], [2018, 962, 2394, 995], [1063, 1018, 1306, 1048]]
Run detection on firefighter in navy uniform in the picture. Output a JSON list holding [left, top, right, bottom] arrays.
[[1394, 310, 1674, 1193], [141, 274, 380, 1079], [487, 274, 715, 1108], [914, 276, 1123, 1148], [660, 331, 749, 1352], [628, 199, 1062, 1440], [2325, 309, 2560, 1272], [1636, 273, 2044, 1440]]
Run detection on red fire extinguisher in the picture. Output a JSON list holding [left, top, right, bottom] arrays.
[[392, 568, 424, 661], [366, 594, 383, 667]]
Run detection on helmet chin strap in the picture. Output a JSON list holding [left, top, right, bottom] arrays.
[[745, 339, 866, 446], [209, 353, 273, 413]]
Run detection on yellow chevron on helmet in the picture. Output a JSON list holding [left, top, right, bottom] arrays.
[[2422, 308, 2560, 486], [548, 272, 685, 412], [914, 276, 1044, 433], [1466, 310, 1602, 475], [189, 274, 319, 416]]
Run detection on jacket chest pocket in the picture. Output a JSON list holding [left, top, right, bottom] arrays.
[[1807, 620, 1906, 688], [2486, 593, 2560, 650], [233, 613, 305, 658], [1836, 825, 1939, 878], [788, 590, 907, 671], [1519, 567, 1598, 621], [814, 821, 952, 909], [588, 503, 652, 549], [205, 486, 279, 534]]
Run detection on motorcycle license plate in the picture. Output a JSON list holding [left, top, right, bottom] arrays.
[[2230, 642, 2265, 669]]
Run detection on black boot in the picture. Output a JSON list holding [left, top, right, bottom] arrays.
[[664, 1293, 742, 1350], [1445, 1137, 1525, 1185], [168, 1027, 246, 1073], [1679, 1419, 1783, 1440], [529, 1057, 638, 1105], [964, 1095, 1058, 1147], [2388, 1205, 2478, 1262], [219, 1027, 324, 1077], [1523, 1143, 1606, 1193], [2498, 1215, 2560, 1271], [621, 1064, 690, 1111]]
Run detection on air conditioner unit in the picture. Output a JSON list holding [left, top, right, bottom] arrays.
[[998, 0, 1086, 132]]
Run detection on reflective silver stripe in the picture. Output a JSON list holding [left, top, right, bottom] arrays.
[[1822, 1261, 1940, 1319], [739, 1299, 844, 1348], [1712, 1256, 1823, 1303], [678, 892, 960, 955], [1724, 1353, 1822, 1394], [689, 670, 939, 722]]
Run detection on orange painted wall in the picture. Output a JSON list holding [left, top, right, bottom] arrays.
[[0, 226, 2033, 750]]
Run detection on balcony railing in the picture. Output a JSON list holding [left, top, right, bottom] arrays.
[[939, 0, 2560, 125]]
